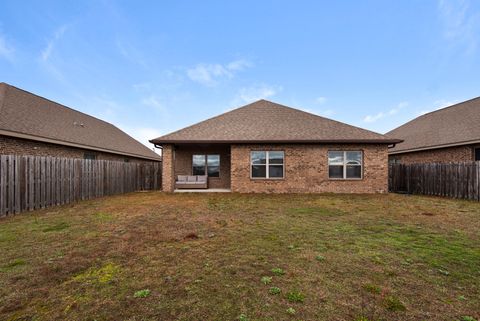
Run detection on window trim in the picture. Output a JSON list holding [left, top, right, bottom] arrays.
[[192, 154, 221, 178], [328, 150, 363, 180], [250, 150, 285, 180]]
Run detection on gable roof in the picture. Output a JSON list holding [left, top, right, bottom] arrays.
[[0, 83, 160, 161], [387, 97, 480, 154], [150, 100, 401, 144]]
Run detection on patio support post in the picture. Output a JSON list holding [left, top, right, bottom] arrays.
[[162, 144, 175, 192]]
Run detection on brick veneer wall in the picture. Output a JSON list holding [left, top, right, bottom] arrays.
[[173, 145, 231, 189], [162, 144, 175, 192], [0, 135, 157, 163], [389, 145, 475, 164], [230, 144, 389, 193]]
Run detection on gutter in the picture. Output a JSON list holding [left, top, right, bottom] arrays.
[[149, 138, 404, 145], [389, 139, 480, 155]]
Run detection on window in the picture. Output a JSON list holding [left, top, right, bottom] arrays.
[[207, 155, 220, 177], [328, 151, 362, 179], [475, 148, 480, 161], [192, 154, 220, 177], [251, 151, 284, 179], [84, 152, 96, 160], [192, 155, 206, 175]]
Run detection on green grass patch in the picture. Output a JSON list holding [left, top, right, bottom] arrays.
[[1, 258, 27, 271], [384, 295, 406, 312], [42, 221, 70, 232], [286, 291, 305, 303], [73, 262, 121, 285], [363, 283, 381, 294]]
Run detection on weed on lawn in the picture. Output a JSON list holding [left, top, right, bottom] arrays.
[[261, 276, 272, 285], [269, 286, 281, 295], [286, 291, 305, 303], [271, 267, 285, 276], [134, 289, 151, 298]]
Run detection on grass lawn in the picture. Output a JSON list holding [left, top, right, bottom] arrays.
[[0, 192, 479, 321]]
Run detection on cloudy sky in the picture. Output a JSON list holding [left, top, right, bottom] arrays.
[[1, 0, 479, 151]]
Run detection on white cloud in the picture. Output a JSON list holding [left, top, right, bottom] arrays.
[[128, 127, 162, 151], [315, 96, 327, 105], [232, 84, 282, 105], [141, 95, 163, 110], [113, 125, 162, 155], [0, 32, 14, 61], [41, 25, 67, 62], [437, 0, 480, 54], [116, 39, 147, 67], [187, 59, 252, 86], [417, 99, 456, 116], [363, 101, 409, 123], [226, 59, 251, 71]]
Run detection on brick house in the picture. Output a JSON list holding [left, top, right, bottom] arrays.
[[387, 97, 480, 164], [0, 83, 161, 162], [150, 100, 401, 193]]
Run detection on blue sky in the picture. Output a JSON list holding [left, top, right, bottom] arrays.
[[1, 1, 480, 152]]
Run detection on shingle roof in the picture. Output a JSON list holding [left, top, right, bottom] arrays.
[[150, 100, 400, 144], [387, 97, 480, 154], [0, 83, 160, 161]]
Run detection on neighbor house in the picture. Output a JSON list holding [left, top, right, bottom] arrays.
[[150, 100, 401, 193], [0, 83, 161, 162], [387, 97, 480, 164]]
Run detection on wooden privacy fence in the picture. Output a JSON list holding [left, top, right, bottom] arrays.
[[0, 155, 161, 216], [389, 162, 480, 201]]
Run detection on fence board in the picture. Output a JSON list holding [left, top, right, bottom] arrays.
[[0, 155, 161, 216], [389, 162, 479, 201]]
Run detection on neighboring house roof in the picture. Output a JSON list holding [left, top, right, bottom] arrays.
[[387, 97, 480, 154], [0, 83, 161, 161], [150, 99, 401, 144]]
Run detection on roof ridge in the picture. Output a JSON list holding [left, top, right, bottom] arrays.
[[151, 99, 400, 144], [150, 100, 264, 142], [420, 96, 480, 117], [2, 82, 117, 127], [261, 99, 388, 138], [386, 96, 480, 135], [0, 82, 160, 160]]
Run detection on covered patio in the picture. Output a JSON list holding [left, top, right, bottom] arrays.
[[162, 143, 231, 192]]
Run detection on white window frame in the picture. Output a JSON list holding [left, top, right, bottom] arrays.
[[250, 151, 285, 179], [328, 151, 363, 180]]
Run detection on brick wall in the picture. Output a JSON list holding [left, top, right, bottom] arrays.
[[0, 135, 156, 163], [230, 144, 388, 193], [389, 145, 476, 164], [162, 144, 175, 192], [173, 145, 231, 189]]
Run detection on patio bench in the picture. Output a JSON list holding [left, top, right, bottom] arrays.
[[175, 175, 208, 189]]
